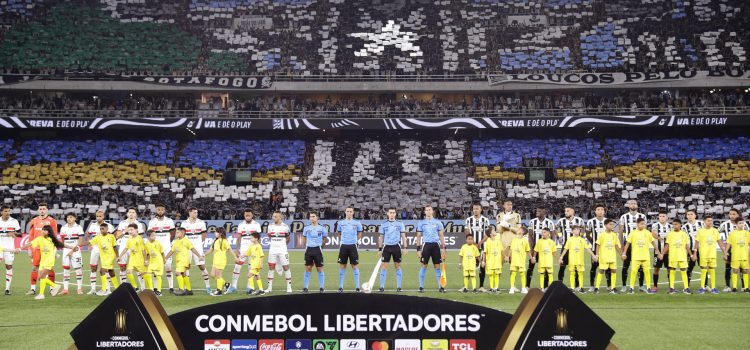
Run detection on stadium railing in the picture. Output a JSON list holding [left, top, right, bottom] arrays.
[[1, 106, 748, 119]]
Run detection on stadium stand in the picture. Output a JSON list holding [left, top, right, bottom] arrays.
[[1, 137, 748, 224], [0, 0, 747, 75]]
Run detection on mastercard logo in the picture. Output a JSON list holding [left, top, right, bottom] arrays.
[[371, 341, 389, 350]]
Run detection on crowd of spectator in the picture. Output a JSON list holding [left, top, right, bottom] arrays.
[[1, 89, 747, 118]]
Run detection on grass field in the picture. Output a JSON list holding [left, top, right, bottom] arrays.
[[0, 250, 748, 349]]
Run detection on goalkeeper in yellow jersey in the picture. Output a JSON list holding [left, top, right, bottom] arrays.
[[662, 219, 693, 294], [559, 226, 597, 293]]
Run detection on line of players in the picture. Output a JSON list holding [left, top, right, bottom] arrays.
[[1, 199, 748, 297], [461, 199, 750, 294]]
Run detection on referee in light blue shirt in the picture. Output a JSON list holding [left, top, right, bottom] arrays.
[[416, 205, 447, 293], [335, 207, 363, 292], [302, 212, 327, 293], [378, 208, 408, 292]]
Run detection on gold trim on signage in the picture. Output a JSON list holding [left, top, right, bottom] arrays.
[[495, 288, 544, 350], [606, 341, 619, 350], [138, 289, 186, 350], [66, 345, 78, 350]]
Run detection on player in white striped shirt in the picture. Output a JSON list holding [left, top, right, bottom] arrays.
[[683, 210, 704, 287], [619, 200, 647, 292], [147, 204, 176, 293], [556, 206, 585, 285], [60, 213, 85, 295], [230, 209, 262, 294], [586, 204, 609, 291], [719, 209, 748, 292], [0, 206, 21, 295], [464, 204, 491, 291], [650, 211, 672, 292], [85, 210, 114, 294], [527, 207, 555, 288]]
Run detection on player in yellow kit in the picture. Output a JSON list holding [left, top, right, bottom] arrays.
[[459, 234, 480, 293], [594, 219, 621, 293], [508, 227, 531, 294], [559, 226, 597, 293], [662, 219, 693, 294], [483, 227, 506, 293], [17, 225, 79, 300], [117, 224, 148, 290], [533, 228, 557, 291], [165, 227, 204, 296], [88, 223, 119, 296], [145, 230, 165, 296], [694, 216, 724, 294], [622, 218, 661, 294], [244, 232, 266, 295], [725, 219, 750, 293], [205, 228, 238, 296]]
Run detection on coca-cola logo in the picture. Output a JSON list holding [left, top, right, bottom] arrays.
[[259, 340, 284, 350]]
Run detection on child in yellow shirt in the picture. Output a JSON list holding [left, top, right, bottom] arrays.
[[459, 234, 480, 292]]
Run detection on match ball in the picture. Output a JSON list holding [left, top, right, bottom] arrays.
[[361, 282, 371, 293]]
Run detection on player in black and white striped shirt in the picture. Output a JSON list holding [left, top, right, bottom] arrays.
[[464, 203, 491, 292], [719, 209, 748, 292], [556, 206, 585, 284], [683, 210, 704, 286], [527, 207, 555, 288], [586, 204, 609, 291], [619, 200, 647, 292], [650, 211, 672, 291]]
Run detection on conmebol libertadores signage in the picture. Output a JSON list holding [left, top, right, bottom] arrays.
[[69, 282, 616, 350]]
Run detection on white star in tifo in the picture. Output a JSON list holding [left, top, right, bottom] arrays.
[[349, 20, 422, 57]]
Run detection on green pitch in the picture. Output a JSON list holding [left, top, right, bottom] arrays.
[[0, 250, 747, 349]]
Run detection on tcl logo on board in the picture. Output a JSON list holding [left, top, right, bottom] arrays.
[[449, 340, 476, 350]]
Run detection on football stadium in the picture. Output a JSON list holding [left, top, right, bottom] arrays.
[[0, 0, 749, 349]]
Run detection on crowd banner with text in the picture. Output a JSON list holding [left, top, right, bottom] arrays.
[[488, 69, 750, 86], [0, 74, 273, 89], [0, 115, 747, 130], [68, 282, 616, 349]]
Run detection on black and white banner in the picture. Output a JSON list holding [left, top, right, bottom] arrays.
[[488, 69, 750, 86], [0, 115, 747, 130], [0, 73, 273, 89]]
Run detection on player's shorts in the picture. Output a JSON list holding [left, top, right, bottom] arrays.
[[568, 264, 585, 272], [700, 257, 717, 268], [731, 260, 750, 270], [127, 263, 147, 273], [654, 253, 668, 268], [175, 264, 189, 273], [148, 265, 164, 276], [598, 261, 617, 270], [117, 249, 129, 267], [338, 244, 359, 265], [249, 267, 261, 276], [213, 263, 226, 271], [89, 245, 100, 266], [631, 259, 651, 272], [538, 266, 553, 273], [32, 249, 41, 267], [487, 268, 502, 275], [559, 251, 569, 266], [668, 260, 688, 269], [62, 250, 83, 269], [509, 265, 526, 272], [304, 246, 324, 267], [463, 269, 476, 278], [40, 264, 54, 271], [268, 250, 290, 267], [381, 244, 402, 263], [2, 250, 14, 265], [189, 250, 205, 266], [419, 242, 442, 265]]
